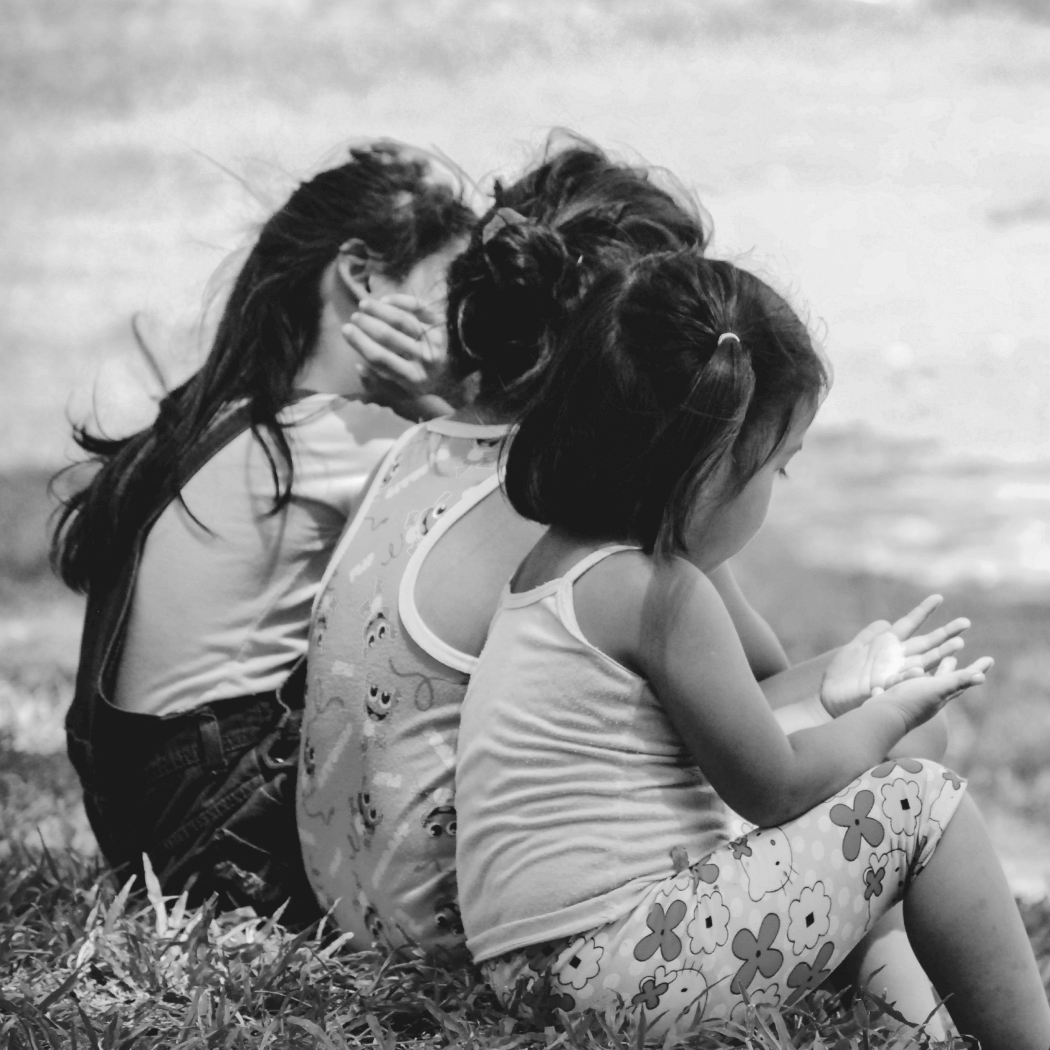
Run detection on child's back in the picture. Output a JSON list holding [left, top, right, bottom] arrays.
[[458, 544, 726, 957]]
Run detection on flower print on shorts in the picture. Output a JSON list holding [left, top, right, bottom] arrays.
[[632, 963, 708, 1022], [730, 981, 781, 1023], [880, 777, 923, 836], [830, 789, 885, 861], [871, 757, 924, 779], [686, 889, 731, 955], [784, 941, 836, 1005], [555, 934, 606, 990], [786, 881, 832, 954], [730, 912, 784, 994], [634, 900, 688, 962], [481, 762, 968, 1040]]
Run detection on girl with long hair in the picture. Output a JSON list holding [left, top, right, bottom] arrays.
[[52, 142, 475, 926]]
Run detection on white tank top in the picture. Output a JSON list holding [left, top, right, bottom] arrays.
[[456, 546, 729, 961]]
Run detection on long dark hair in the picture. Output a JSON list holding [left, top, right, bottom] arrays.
[[444, 134, 709, 418], [52, 142, 475, 594], [504, 251, 829, 554]]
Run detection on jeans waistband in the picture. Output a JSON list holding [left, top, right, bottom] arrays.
[[78, 690, 293, 787]]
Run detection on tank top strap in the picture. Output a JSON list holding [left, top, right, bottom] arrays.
[[560, 544, 643, 587]]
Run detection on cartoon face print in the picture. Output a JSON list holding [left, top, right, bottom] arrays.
[[403, 491, 454, 552], [363, 904, 386, 945], [421, 803, 457, 840], [433, 898, 464, 936], [738, 827, 795, 902], [465, 436, 503, 464], [361, 581, 396, 655], [364, 673, 399, 722], [378, 451, 402, 489], [313, 590, 335, 652], [652, 963, 709, 1024], [358, 789, 382, 832], [302, 740, 318, 780]]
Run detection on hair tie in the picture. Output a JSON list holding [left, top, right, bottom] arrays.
[[481, 207, 530, 245], [717, 332, 741, 348]]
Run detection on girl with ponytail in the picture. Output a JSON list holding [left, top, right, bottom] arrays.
[[52, 142, 474, 926], [454, 251, 1050, 1046]]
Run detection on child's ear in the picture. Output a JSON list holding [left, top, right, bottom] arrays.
[[335, 237, 374, 302]]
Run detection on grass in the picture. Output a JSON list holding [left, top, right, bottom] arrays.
[[3, 830, 1037, 1050], [2, 461, 1050, 1047]]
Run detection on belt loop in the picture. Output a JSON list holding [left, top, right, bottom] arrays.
[[198, 709, 226, 772]]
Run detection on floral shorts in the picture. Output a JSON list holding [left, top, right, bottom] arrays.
[[481, 760, 965, 1036]]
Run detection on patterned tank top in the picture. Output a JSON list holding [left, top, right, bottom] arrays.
[[296, 417, 510, 956]]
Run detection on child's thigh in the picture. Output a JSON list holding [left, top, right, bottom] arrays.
[[484, 759, 965, 1033]]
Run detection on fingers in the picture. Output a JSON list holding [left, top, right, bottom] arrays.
[[344, 312, 432, 364], [852, 619, 893, 645], [901, 616, 970, 657], [909, 635, 966, 671], [354, 297, 430, 341], [344, 324, 427, 388], [890, 594, 943, 640], [880, 665, 927, 689], [370, 293, 444, 325]]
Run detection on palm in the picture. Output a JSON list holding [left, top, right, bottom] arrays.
[[819, 595, 970, 718], [822, 630, 908, 715]]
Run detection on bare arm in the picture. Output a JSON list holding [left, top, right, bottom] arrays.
[[705, 562, 789, 681], [575, 553, 989, 827]]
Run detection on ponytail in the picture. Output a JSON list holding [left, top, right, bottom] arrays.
[[504, 250, 828, 554]]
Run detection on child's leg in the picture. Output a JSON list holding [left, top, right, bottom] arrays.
[[482, 763, 1049, 1046], [842, 905, 947, 1038], [904, 792, 1050, 1049]]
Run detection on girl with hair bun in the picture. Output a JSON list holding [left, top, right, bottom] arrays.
[[53, 141, 474, 927], [296, 135, 786, 954], [455, 251, 1050, 1046]]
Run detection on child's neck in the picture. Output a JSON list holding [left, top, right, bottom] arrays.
[[512, 527, 637, 593]]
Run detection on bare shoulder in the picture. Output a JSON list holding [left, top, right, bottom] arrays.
[[573, 550, 722, 673]]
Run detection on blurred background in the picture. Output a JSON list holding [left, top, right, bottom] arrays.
[[2, 0, 1049, 888]]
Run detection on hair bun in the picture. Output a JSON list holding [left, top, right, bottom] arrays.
[[455, 212, 579, 380]]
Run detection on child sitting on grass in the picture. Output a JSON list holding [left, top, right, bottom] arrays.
[[52, 142, 473, 927], [455, 248, 1050, 1046]]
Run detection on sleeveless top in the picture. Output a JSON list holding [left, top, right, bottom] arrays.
[[296, 417, 510, 955], [456, 546, 729, 962], [116, 394, 409, 715]]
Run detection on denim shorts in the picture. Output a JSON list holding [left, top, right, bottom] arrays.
[[69, 689, 322, 930]]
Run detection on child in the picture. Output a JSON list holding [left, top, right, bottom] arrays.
[[52, 142, 474, 926], [296, 137, 810, 954], [455, 250, 1050, 1046]]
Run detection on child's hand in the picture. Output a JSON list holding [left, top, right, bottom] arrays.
[[820, 595, 970, 717], [865, 654, 993, 735], [343, 294, 448, 397]]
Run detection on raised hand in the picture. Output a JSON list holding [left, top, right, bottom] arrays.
[[820, 595, 971, 718], [865, 654, 993, 735], [343, 293, 448, 396]]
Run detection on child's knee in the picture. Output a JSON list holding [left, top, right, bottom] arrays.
[[851, 758, 966, 884]]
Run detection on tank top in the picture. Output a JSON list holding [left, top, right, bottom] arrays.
[[456, 546, 729, 962], [297, 417, 510, 955]]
